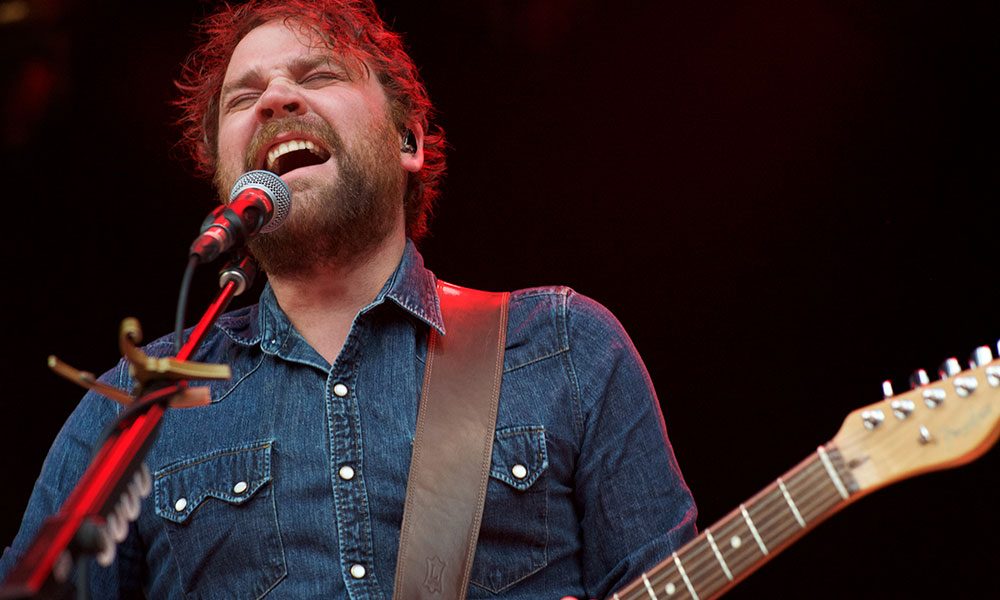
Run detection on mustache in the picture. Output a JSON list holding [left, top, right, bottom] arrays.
[[243, 117, 345, 172]]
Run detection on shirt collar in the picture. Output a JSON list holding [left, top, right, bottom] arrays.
[[379, 239, 445, 335], [218, 239, 445, 350]]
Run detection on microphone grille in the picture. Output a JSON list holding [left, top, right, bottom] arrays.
[[229, 170, 292, 233]]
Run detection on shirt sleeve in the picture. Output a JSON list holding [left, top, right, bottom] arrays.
[[0, 361, 145, 598], [564, 290, 698, 598]]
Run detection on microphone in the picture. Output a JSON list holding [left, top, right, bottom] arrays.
[[189, 170, 292, 263]]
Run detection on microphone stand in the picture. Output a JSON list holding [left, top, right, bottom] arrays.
[[0, 255, 258, 600]]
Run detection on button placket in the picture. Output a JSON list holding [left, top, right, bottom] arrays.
[[327, 359, 381, 596]]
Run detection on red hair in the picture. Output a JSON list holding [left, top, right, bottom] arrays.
[[174, 0, 445, 242]]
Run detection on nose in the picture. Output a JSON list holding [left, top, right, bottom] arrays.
[[256, 80, 306, 120]]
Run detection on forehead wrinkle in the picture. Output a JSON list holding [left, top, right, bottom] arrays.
[[221, 66, 265, 100], [221, 53, 356, 101]]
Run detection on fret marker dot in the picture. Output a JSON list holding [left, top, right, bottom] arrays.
[[664, 582, 676, 595], [730, 535, 742, 549]]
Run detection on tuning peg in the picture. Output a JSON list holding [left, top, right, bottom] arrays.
[[938, 357, 961, 379], [909, 369, 930, 389], [862, 409, 886, 430], [881, 380, 894, 398], [969, 345, 993, 368]]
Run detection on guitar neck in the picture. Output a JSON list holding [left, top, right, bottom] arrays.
[[612, 355, 1000, 599], [613, 444, 858, 600]]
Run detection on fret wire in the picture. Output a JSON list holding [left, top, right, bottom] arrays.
[[641, 572, 658, 599], [817, 445, 850, 499], [645, 547, 699, 599], [632, 550, 682, 599], [651, 457, 846, 595], [652, 488, 803, 591], [651, 526, 744, 599], [648, 492, 793, 597], [705, 529, 733, 581], [646, 531, 725, 598], [723, 477, 851, 576], [764, 456, 848, 522], [645, 450, 854, 599], [672, 529, 733, 600], [746, 461, 843, 540], [740, 503, 769, 555], [654, 536, 718, 595], [777, 477, 806, 528], [785, 462, 847, 523], [724, 510, 837, 578], [631, 569, 694, 600], [647, 532, 728, 598], [673, 552, 700, 600], [742, 462, 845, 550], [640, 482, 849, 600]]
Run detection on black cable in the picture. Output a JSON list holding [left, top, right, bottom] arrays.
[[174, 255, 200, 353], [75, 554, 89, 600], [67, 257, 200, 595]]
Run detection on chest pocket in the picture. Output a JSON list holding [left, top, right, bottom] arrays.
[[153, 440, 286, 599], [469, 426, 549, 594]]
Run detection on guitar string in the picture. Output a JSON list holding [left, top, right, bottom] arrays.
[[644, 460, 842, 596], [667, 466, 838, 594], [650, 464, 841, 599], [681, 414, 952, 597], [640, 460, 834, 594], [618, 456, 835, 599], [617, 375, 996, 600], [625, 383, 994, 600], [620, 463, 838, 600]]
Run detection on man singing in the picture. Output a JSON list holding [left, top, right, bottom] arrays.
[[1, 1, 696, 597]]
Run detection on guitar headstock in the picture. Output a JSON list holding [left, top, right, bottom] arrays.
[[833, 345, 1000, 494]]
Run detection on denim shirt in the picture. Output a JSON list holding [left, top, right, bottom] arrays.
[[1, 241, 697, 599]]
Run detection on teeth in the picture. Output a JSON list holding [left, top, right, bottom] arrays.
[[265, 139, 327, 171]]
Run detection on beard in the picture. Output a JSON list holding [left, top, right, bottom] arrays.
[[214, 115, 405, 279]]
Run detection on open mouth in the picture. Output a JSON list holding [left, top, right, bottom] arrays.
[[264, 139, 331, 176]]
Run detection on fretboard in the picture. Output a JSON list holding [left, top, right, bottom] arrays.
[[613, 443, 859, 600]]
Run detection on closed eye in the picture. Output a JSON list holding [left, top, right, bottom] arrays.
[[225, 93, 260, 112], [300, 71, 341, 87]]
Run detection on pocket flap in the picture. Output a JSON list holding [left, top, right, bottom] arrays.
[[153, 440, 273, 524], [489, 426, 547, 491]]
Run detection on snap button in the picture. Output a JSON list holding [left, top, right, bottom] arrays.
[[350, 564, 366, 579], [233, 481, 248, 494], [339, 465, 355, 481], [174, 498, 188, 512], [333, 383, 349, 397], [511, 464, 528, 480]]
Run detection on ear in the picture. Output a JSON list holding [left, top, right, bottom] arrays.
[[400, 122, 424, 173]]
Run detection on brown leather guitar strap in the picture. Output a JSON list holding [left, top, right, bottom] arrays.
[[392, 282, 510, 599]]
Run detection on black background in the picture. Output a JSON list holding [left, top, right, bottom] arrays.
[[1, 1, 997, 597]]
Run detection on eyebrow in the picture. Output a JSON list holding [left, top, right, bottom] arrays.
[[220, 54, 346, 101]]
